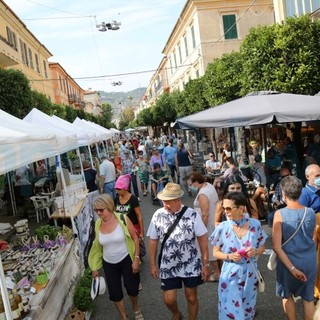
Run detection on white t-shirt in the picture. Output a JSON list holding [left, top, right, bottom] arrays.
[[99, 159, 116, 183]]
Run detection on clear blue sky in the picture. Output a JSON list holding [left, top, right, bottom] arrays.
[[6, 0, 186, 92]]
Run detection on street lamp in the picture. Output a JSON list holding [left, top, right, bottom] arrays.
[[96, 20, 121, 32], [112, 81, 122, 86]]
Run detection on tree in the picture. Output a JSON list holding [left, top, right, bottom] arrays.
[[152, 92, 177, 124], [101, 103, 113, 124], [240, 15, 320, 96], [0, 69, 32, 118], [118, 107, 135, 130], [30, 91, 54, 115], [204, 51, 243, 106], [180, 78, 210, 116]]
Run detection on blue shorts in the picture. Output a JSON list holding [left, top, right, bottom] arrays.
[[160, 275, 203, 291]]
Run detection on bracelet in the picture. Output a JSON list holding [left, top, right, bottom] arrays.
[[290, 265, 295, 272], [135, 256, 140, 260]]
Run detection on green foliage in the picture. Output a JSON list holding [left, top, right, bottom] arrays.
[[74, 268, 94, 312], [34, 225, 61, 243], [204, 52, 243, 106], [30, 91, 53, 115], [0, 69, 32, 118], [152, 92, 177, 124], [136, 108, 155, 127], [180, 78, 210, 116], [240, 15, 320, 95]]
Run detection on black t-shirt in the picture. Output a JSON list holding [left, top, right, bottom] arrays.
[[114, 194, 140, 225], [84, 168, 97, 192]]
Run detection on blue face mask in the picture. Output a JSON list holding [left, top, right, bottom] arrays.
[[314, 177, 320, 188], [189, 185, 198, 192]]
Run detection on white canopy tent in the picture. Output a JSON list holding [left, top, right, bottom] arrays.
[[73, 118, 106, 142], [82, 119, 113, 140], [177, 93, 320, 129], [51, 115, 97, 146], [0, 110, 59, 175], [23, 108, 79, 153]]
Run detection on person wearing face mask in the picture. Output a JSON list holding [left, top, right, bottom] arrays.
[[190, 172, 219, 282], [299, 164, 320, 213], [298, 164, 320, 302]]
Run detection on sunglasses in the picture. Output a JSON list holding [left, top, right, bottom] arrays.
[[222, 206, 239, 212], [94, 208, 106, 213]]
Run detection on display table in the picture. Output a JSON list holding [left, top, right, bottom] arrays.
[[28, 239, 83, 320], [50, 198, 86, 219]]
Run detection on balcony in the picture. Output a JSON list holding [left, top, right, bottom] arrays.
[[0, 35, 19, 67]]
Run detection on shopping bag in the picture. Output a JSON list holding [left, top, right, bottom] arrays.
[[267, 250, 277, 271]]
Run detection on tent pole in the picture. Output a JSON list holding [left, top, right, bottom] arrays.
[[76, 148, 85, 181], [87, 145, 94, 168], [0, 256, 13, 320], [7, 172, 17, 216]]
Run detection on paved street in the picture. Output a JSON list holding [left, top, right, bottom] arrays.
[[91, 191, 304, 320]]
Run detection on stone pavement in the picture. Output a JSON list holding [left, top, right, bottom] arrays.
[[91, 190, 304, 320]]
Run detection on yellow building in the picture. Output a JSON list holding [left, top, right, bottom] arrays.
[[140, 0, 274, 112], [49, 62, 85, 108], [0, 0, 55, 101]]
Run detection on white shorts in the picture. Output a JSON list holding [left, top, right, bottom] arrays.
[[178, 166, 192, 180]]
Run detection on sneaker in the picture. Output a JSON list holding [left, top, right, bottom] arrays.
[[143, 192, 147, 197], [137, 197, 141, 202]]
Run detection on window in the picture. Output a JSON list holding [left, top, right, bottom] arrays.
[[196, 69, 200, 78], [285, 0, 320, 17], [59, 75, 62, 90], [184, 35, 189, 57], [169, 57, 173, 74], [43, 60, 48, 78], [28, 48, 34, 69], [223, 14, 238, 40], [35, 54, 40, 73], [178, 44, 182, 64], [191, 25, 196, 48], [19, 39, 29, 65], [6, 27, 17, 49], [173, 51, 177, 69]]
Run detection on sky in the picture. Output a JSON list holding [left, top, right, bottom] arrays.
[[6, 0, 186, 92]]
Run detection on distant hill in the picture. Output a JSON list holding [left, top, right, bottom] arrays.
[[98, 87, 146, 116]]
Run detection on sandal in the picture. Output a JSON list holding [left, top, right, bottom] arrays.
[[134, 310, 144, 320], [171, 312, 183, 320]]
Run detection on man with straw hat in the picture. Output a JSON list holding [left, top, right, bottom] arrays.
[[147, 183, 210, 320]]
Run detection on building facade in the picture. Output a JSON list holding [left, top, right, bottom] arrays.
[[140, 0, 274, 112], [0, 0, 54, 100], [49, 62, 85, 108], [274, 0, 320, 22]]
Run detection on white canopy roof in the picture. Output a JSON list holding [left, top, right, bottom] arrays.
[[73, 118, 110, 141], [51, 115, 97, 146], [82, 120, 113, 139], [0, 110, 59, 174], [24, 108, 79, 153], [177, 93, 320, 129]]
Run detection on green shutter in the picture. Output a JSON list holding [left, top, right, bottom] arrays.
[[223, 14, 238, 39]]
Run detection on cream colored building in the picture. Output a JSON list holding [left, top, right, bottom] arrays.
[[274, 0, 320, 22], [139, 0, 274, 113], [49, 62, 85, 108], [0, 0, 55, 100], [83, 91, 103, 116]]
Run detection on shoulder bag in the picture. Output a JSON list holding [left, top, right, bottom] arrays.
[[228, 218, 265, 292], [158, 206, 188, 267], [267, 207, 307, 271], [120, 213, 146, 258]]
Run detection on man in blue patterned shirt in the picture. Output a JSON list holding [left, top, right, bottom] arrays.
[[147, 183, 209, 320]]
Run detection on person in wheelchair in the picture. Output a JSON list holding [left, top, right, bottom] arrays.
[[150, 163, 169, 200]]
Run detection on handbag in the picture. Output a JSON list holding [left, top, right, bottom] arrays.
[[138, 236, 146, 258], [267, 207, 307, 271], [249, 259, 265, 292], [158, 206, 188, 267]]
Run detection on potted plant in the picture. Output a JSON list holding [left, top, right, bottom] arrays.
[[67, 269, 93, 320]]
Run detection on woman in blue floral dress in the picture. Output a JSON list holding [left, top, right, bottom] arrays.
[[210, 192, 267, 320]]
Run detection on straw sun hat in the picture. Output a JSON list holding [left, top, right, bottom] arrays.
[[157, 183, 184, 201]]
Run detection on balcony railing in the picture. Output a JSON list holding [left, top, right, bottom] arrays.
[[0, 35, 19, 67]]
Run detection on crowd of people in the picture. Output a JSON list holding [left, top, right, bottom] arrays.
[[84, 132, 320, 320]]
